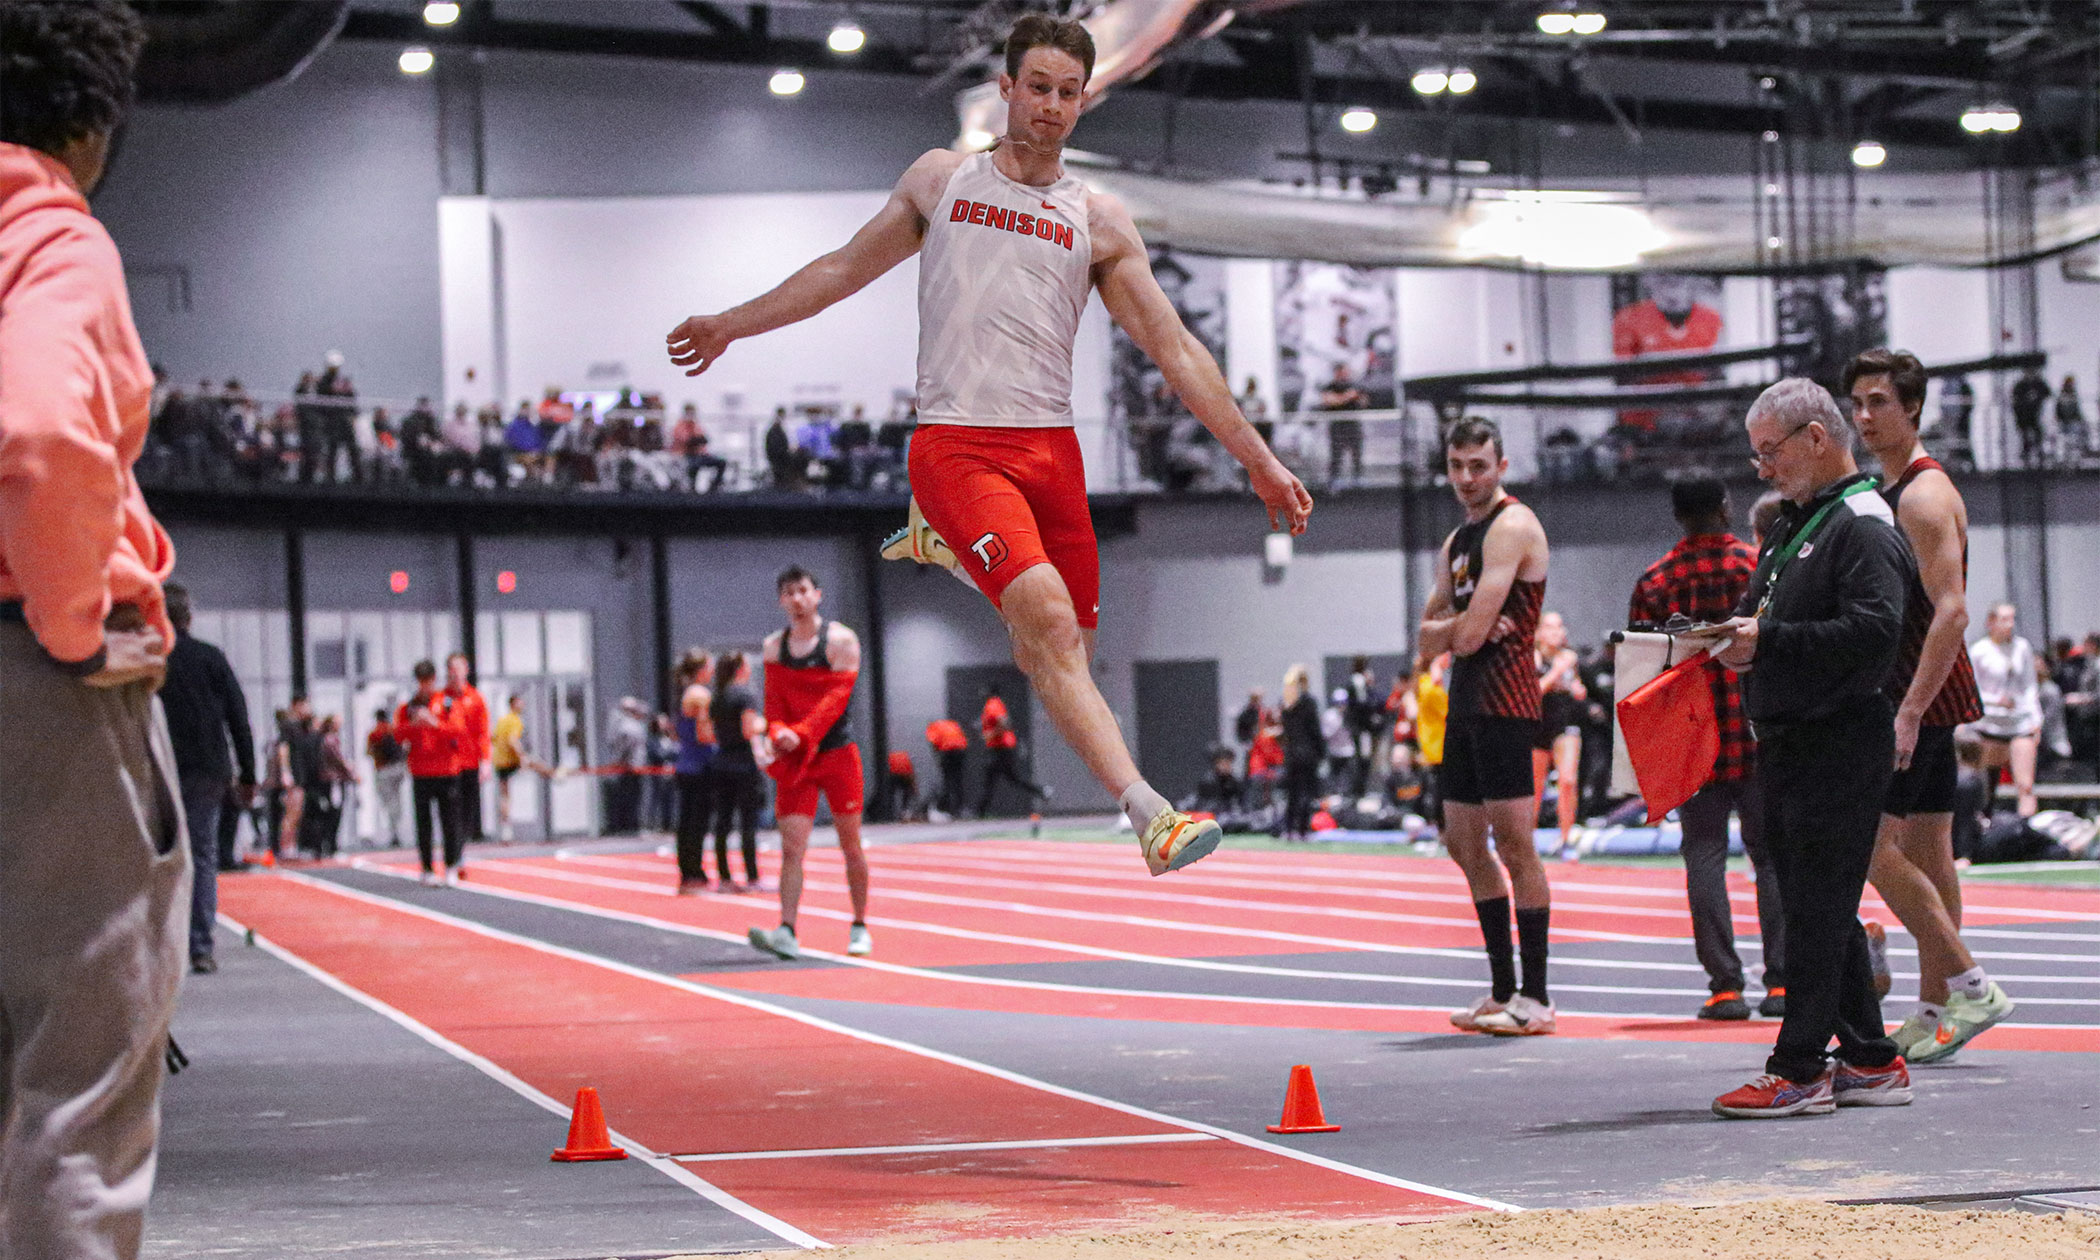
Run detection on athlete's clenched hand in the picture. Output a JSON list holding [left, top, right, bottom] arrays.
[[666, 315, 733, 377], [1250, 456, 1313, 536]]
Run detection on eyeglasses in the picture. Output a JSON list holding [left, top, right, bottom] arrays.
[[1748, 421, 1813, 470]]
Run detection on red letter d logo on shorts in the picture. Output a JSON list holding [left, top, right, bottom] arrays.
[[969, 532, 1009, 572]]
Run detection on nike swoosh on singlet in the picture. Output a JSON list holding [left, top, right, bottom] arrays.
[[1041, 201, 1057, 210]]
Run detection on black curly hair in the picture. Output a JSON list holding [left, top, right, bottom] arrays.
[[0, 0, 146, 156]]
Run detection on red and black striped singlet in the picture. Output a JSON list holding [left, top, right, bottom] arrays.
[[1446, 496, 1545, 721], [1883, 456, 1984, 727]]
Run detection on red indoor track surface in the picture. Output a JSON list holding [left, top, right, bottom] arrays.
[[218, 875, 1481, 1244], [359, 840, 2100, 1055]]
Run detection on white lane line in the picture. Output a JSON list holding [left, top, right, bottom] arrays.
[[671, 1133, 1219, 1163], [341, 860, 2100, 1024], [283, 871, 1522, 1214], [214, 909, 828, 1251], [890, 842, 2100, 922]]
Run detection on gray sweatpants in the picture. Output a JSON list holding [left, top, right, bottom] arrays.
[[0, 622, 190, 1260], [1679, 771, 1787, 995]]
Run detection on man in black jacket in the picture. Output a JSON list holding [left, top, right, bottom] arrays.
[[1711, 379, 1911, 1118], [158, 584, 256, 973]]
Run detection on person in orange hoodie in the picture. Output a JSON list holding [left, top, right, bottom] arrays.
[[444, 651, 491, 841], [0, 7, 183, 1258], [395, 659, 468, 885]]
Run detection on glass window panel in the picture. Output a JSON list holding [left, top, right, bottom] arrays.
[[430, 612, 459, 661], [501, 611, 543, 676], [262, 613, 292, 682], [348, 613, 387, 681], [476, 612, 500, 674], [389, 613, 428, 676], [546, 611, 590, 675]]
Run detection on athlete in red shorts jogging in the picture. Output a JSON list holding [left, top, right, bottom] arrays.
[[667, 14, 1310, 875], [748, 566, 872, 961]]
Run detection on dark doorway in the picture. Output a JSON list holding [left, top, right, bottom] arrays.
[[1134, 658, 1221, 806], [945, 663, 1036, 817]]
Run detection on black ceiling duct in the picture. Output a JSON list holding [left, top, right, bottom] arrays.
[[131, 1, 351, 105]]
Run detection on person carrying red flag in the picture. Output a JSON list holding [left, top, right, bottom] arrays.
[[1629, 475, 1787, 1022], [1710, 379, 1913, 1119]]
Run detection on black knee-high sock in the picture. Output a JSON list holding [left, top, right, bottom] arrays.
[[1474, 896, 1516, 1002], [1516, 906, 1551, 1004]]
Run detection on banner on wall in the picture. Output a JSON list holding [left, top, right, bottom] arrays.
[[1775, 264, 1888, 389], [1272, 262, 1397, 415], [1110, 249, 1230, 491], [1609, 272, 1725, 437]]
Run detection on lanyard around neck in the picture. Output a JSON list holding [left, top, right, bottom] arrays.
[[1755, 479, 1875, 616]]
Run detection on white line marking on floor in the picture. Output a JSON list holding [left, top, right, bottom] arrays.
[[670, 1133, 1219, 1162], [288, 871, 1522, 1212], [214, 909, 829, 1251], [340, 858, 2100, 1025]]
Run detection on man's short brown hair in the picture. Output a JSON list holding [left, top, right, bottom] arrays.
[[1004, 13, 1095, 83], [1444, 416, 1504, 459], [1842, 348, 1929, 422]]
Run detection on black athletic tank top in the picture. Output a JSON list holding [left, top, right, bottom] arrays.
[[1882, 457, 1983, 727], [1446, 496, 1545, 721], [779, 620, 854, 751]]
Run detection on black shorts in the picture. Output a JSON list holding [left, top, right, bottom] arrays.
[[495, 765, 518, 782], [1883, 724, 1957, 817], [1439, 715, 1540, 806]]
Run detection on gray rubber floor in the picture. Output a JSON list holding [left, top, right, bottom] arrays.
[[145, 855, 2100, 1256], [148, 934, 787, 1260]]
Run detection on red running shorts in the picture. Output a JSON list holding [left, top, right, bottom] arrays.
[[775, 743, 865, 819], [907, 424, 1100, 630]]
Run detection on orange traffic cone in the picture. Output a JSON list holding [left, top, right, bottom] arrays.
[[551, 1086, 629, 1162], [1266, 1064, 1341, 1133], [254, 849, 276, 869]]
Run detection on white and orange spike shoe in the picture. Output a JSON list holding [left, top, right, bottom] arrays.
[[880, 496, 967, 581], [1139, 809, 1223, 877]]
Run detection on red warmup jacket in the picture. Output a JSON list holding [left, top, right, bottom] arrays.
[[763, 659, 857, 784], [394, 693, 465, 778], [446, 682, 490, 773]]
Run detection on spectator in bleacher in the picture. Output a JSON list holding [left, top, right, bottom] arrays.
[[504, 399, 546, 481], [874, 401, 914, 484], [835, 404, 875, 489], [315, 355, 360, 482], [671, 402, 728, 492], [158, 584, 256, 972], [766, 406, 808, 491], [475, 404, 508, 486], [1237, 375, 1272, 448], [443, 401, 480, 482], [400, 396, 443, 486], [1319, 361, 1366, 486]]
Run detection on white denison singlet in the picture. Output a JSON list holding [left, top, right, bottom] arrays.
[[916, 150, 1093, 428]]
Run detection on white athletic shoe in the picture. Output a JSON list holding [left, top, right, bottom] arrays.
[[1476, 994, 1557, 1036], [847, 924, 874, 957], [419, 870, 440, 887], [1450, 994, 1506, 1032], [748, 924, 802, 960], [444, 866, 465, 886], [1138, 809, 1223, 876]]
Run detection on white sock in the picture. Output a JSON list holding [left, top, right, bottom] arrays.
[[1916, 1002, 1944, 1025], [1948, 966, 1989, 1000], [1120, 781, 1171, 834]]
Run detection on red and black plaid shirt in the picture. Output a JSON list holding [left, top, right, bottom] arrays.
[[1629, 533, 1757, 783]]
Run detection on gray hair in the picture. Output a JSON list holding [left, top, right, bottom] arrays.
[[1747, 377, 1853, 450]]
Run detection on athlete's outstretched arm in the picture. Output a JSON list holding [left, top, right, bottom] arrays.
[[1091, 193, 1312, 535], [667, 150, 961, 377]]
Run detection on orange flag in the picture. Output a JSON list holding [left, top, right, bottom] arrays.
[[1615, 653, 1720, 824]]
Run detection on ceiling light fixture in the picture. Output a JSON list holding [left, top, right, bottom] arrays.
[[1851, 139, 1887, 168], [398, 46, 435, 74], [1411, 68, 1450, 95], [827, 22, 866, 54], [1339, 107, 1377, 133], [422, 1, 459, 26], [1538, 5, 1606, 35], [1446, 68, 1477, 94], [769, 68, 806, 96], [1960, 102, 2020, 133]]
